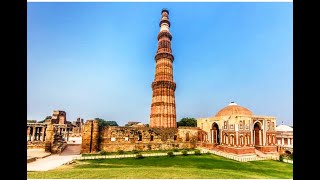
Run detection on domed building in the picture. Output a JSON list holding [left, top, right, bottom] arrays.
[[197, 102, 277, 155], [276, 122, 293, 148]]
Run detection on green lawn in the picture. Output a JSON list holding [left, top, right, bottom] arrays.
[[27, 154, 293, 179]]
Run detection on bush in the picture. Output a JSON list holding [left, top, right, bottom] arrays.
[[279, 154, 284, 162], [181, 150, 188, 156], [194, 150, 201, 155], [132, 150, 140, 154], [99, 150, 108, 155], [173, 148, 179, 152], [117, 150, 125, 155], [288, 152, 293, 160], [167, 151, 175, 157], [135, 153, 144, 159]]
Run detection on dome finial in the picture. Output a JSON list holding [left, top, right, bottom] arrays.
[[228, 102, 237, 106]]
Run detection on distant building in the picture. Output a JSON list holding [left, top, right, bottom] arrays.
[[125, 121, 141, 126], [276, 122, 293, 148]]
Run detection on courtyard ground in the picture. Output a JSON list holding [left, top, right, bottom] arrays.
[[27, 144, 81, 171], [27, 153, 293, 179]]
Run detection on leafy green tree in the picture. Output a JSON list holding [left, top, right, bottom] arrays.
[[27, 120, 37, 123], [94, 118, 119, 127], [177, 117, 197, 127], [38, 116, 52, 123]]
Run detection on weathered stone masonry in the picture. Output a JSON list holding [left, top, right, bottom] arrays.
[[81, 120, 204, 153]]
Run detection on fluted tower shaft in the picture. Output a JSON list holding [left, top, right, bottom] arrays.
[[150, 9, 176, 128]]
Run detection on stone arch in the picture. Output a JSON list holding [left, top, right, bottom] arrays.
[[240, 135, 244, 146], [224, 133, 229, 144], [272, 135, 275, 145], [230, 134, 234, 146], [253, 121, 263, 146], [245, 134, 250, 146], [210, 122, 220, 144]]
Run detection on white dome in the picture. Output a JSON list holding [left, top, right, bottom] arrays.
[[276, 124, 293, 132]]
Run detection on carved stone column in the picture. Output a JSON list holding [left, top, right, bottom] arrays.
[[27, 126, 30, 141], [41, 127, 46, 141], [259, 130, 262, 146], [37, 127, 41, 140], [66, 128, 69, 141], [236, 131, 239, 146], [31, 126, 36, 141]]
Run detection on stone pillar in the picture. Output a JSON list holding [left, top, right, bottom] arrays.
[[236, 132, 239, 146], [41, 127, 46, 141], [45, 124, 54, 152], [215, 130, 218, 144], [28, 127, 32, 141], [67, 128, 69, 141], [211, 130, 213, 144], [37, 127, 41, 141], [259, 130, 262, 146], [31, 126, 36, 141], [227, 135, 229, 145], [251, 127, 254, 145], [27, 126, 30, 141], [220, 129, 223, 145]]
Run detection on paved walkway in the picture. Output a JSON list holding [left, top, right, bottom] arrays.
[[27, 144, 81, 171]]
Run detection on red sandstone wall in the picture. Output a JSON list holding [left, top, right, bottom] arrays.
[[81, 120, 100, 153], [255, 146, 277, 153]]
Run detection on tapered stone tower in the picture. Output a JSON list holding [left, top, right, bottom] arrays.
[[150, 9, 177, 128]]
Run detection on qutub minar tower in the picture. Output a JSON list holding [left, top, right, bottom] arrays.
[[150, 9, 177, 128]]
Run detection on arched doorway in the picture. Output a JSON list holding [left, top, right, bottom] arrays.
[[210, 123, 220, 145], [253, 122, 262, 146]]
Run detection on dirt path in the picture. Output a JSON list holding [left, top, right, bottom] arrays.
[[27, 144, 81, 171]]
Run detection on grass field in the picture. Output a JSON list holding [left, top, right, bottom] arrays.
[[27, 154, 293, 179]]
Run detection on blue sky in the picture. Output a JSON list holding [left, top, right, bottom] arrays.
[[27, 2, 293, 126]]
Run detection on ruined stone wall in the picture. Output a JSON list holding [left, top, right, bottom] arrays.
[[44, 124, 54, 152], [81, 124, 202, 153], [81, 120, 99, 153]]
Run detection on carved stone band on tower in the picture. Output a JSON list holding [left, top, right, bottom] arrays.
[[150, 9, 177, 128]]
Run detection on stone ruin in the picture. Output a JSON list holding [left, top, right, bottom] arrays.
[[27, 110, 82, 153], [81, 120, 207, 153]]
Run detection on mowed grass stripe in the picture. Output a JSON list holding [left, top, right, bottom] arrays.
[[27, 154, 293, 179]]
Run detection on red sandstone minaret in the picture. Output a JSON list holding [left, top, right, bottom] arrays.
[[150, 9, 177, 128]]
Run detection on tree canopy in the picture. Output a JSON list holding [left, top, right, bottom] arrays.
[[38, 116, 52, 123], [27, 120, 37, 123], [177, 117, 197, 127], [94, 118, 119, 127]]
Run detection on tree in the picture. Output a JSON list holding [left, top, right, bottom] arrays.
[[94, 118, 119, 127], [27, 120, 37, 123], [177, 117, 197, 127], [38, 116, 52, 123]]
